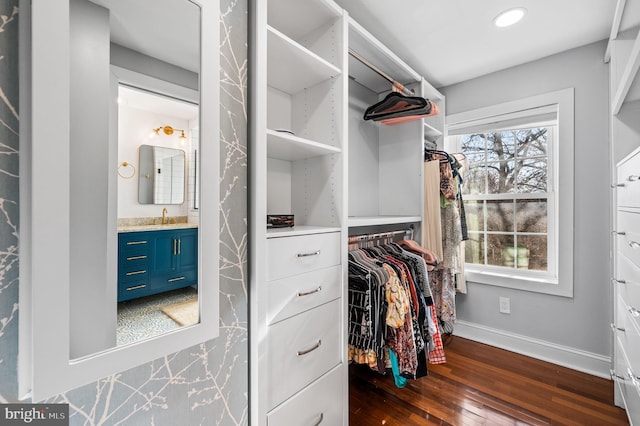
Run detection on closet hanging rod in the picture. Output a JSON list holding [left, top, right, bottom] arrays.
[[348, 48, 415, 96], [348, 228, 413, 246]]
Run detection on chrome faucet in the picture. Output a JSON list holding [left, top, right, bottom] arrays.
[[161, 207, 169, 224]]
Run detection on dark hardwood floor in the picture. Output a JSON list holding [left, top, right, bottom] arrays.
[[349, 336, 629, 425]]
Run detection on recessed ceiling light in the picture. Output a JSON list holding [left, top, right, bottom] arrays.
[[494, 7, 527, 28]]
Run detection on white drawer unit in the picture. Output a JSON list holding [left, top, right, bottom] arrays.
[[616, 294, 640, 379], [267, 232, 341, 281], [617, 151, 640, 210], [617, 211, 640, 268], [267, 265, 342, 325], [266, 299, 342, 410], [614, 337, 640, 425], [267, 365, 343, 426]]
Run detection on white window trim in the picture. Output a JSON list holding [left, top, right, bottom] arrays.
[[446, 88, 574, 297]]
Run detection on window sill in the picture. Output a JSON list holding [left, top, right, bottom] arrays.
[[465, 267, 572, 297]]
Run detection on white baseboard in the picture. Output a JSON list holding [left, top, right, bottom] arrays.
[[452, 320, 612, 379]]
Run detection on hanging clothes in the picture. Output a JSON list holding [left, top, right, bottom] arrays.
[[423, 160, 443, 262], [348, 239, 447, 388]]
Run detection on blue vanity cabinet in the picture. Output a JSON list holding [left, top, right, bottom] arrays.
[[118, 227, 198, 302]]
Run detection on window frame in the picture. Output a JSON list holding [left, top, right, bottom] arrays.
[[446, 89, 574, 297]]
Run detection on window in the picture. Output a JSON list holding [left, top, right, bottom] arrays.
[[446, 89, 574, 296]]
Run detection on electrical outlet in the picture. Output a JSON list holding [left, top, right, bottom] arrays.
[[499, 297, 511, 314]]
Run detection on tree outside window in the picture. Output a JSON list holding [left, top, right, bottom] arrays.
[[461, 126, 553, 272]]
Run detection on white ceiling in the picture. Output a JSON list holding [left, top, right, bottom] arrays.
[[334, 0, 640, 88]]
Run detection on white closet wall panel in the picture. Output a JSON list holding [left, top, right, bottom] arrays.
[[378, 119, 423, 217], [267, 158, 292, 215], [291, 154, 342, 227], [267, 86, 293, 131], [291, 78, 343, 148]]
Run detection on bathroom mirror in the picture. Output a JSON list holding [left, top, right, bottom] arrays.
[[22, 0, 219, 401], [138, 145, 186, 205]]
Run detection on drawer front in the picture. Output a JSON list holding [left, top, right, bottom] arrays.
[[267, 232, 341, 281], [268, 265, 342, 325], [267, 299, 341, 410], [616, 294, 640, 377], [118, 279, 150, 301], [616, 253, 640, 312], [153, 268, 198, 291], [616, 211, 640, 269], [617, 154, 640, 209], [615, 338, 640, 425], [119, 233, 151, 256], [267, 365, 343, 426]]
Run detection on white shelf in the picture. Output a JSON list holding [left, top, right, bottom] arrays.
[[348, 216, 422, 228], [267, 129, 341, 161], [267, 225, 342, 238], [268, 25, 341, 94], [424, 122, 443, 142], [613, 29, 640, 114], [268, 0, 342, 42]]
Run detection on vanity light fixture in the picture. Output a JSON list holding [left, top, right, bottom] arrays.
[[493, 7, 527, 28], [152, 125, 187, 141]]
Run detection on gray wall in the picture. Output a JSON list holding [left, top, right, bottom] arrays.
[[0, 1, 249, 425], [441, 40, 611, 356]]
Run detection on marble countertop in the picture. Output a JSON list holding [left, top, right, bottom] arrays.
[[118, 222, 198, 233]]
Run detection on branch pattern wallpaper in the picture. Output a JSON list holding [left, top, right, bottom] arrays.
[[0, 0, 249, 424]]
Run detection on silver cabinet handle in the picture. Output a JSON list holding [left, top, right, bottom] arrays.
[[612, 278, 627, 285], [297, 250, 321, 258], [610, 323, 626, 332], [611, 369, 625, 380], [127, 240, 147, 245], [629, 241, 640, 249], [613, 231, 626, 236], [612, 183, 626, 188], [168, 276, 185, 283], [629, 175, 640, 182], [629, 368, 640, 387], [312, 413, 324, 426], [173, 239, 177, 255], [629, 306, 640, 317], [178, 238, 181, 255], [126, 270, 146, 276], [298, 286, 322, 297], [126, 284, 146, 291], [297, 340, 321, 356]]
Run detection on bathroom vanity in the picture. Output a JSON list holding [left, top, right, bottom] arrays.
[[118, 224, 198, 302]]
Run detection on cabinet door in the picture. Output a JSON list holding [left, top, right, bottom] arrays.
[[152, 231, 178, 274], [177, 229, 198, 271]]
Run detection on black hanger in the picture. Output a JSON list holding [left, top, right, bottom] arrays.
[[364, 92, 432, 122]]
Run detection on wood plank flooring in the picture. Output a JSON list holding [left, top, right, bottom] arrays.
[[349, 336, 629, 425]]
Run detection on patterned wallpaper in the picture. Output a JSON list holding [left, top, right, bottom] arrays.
[[0, 0, 249, 424]]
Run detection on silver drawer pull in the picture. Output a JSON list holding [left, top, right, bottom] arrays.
[[312, 413, 324, 426], [612, 278, 627, 285], [127, 240, 147, 245], [126, 255, 147, 261], [168, 276, 185, 283], [126, 270, 146, 276], [610, 323, 626, 332], [629, 368, 640, 387], [126, 284, 146, 291], [629, 241, 640, 249], [298, 286, 322, 297], [629, 175, 640, 182], [612, 183, 626, 188], [297, 250, 321, 258], [297, 340, 321, 356], [629, 306, 640, 317], [614, 231, 626, 236], [611, 369, 625, 380]]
